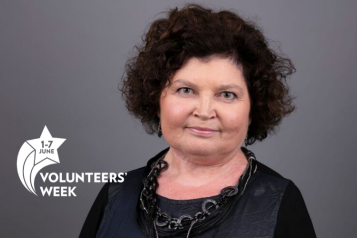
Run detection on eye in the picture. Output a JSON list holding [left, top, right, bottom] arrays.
[[177, 87, 193, 94], [220, 91, 237, 100]]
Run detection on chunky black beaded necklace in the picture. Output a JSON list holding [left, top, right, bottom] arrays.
[[137, 147, 257, 238]]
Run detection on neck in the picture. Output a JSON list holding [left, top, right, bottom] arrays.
[[162, 146, 248, 186]]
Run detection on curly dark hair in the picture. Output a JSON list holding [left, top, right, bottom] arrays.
[[120, 3, 296, 145]]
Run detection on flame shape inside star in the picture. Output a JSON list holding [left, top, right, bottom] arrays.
[[17, 142, 59, 195]]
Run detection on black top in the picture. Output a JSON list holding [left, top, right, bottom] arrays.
[[79, 148, 316, 238]]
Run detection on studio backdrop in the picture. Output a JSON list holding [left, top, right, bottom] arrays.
[[1, 0, 356, 237]]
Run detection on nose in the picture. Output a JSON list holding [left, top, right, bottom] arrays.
[[193, 94, 216, 120]]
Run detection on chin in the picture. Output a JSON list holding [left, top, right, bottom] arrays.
[[178, 142, 220, 156]]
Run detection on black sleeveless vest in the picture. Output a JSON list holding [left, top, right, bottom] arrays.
[[96, 149, 289, 238]]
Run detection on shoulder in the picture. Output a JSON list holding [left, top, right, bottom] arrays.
[[251, 160, 292, 194], [110, 166, 146, 187], [254, 160, 309, 200], [107, 166, 146, 198], [255, 160, 310, 207], [255, 160, 286, 179]]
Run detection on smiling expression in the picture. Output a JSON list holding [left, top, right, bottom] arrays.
[[158, 56, 251, 157]]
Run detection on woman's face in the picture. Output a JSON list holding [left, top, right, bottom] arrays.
[[158, 56, 251, 157]]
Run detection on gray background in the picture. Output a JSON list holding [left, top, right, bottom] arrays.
[[1, 0, 356, 237]]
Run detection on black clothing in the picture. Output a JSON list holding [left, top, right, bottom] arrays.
[[79, 148, 316, 238]]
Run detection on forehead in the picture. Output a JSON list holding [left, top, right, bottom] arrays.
[[171, 56, 246, 86]]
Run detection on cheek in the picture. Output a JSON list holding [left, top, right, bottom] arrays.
[[222, 110, 248, 132], [161, 100, 190, 128]]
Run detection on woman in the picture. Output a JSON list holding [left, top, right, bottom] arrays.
[[80, 4, 316, 238]]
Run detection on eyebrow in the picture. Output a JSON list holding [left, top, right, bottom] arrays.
[[173, 79, 245, 95]]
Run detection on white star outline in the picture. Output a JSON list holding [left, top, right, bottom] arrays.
[[27, 125, 66, 165]]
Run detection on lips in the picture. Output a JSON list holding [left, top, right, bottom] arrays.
[[188, 127, 217, 132], [187, 126, 218, 135]]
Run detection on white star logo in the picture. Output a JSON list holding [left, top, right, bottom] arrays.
[[17, 126, 66, 195]]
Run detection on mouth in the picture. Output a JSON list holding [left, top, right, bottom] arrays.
[[187, 127, 218, 136]]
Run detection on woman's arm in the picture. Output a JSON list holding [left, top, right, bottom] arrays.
[[275, 181, 317, 238], [79, 183, 109, 238]]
